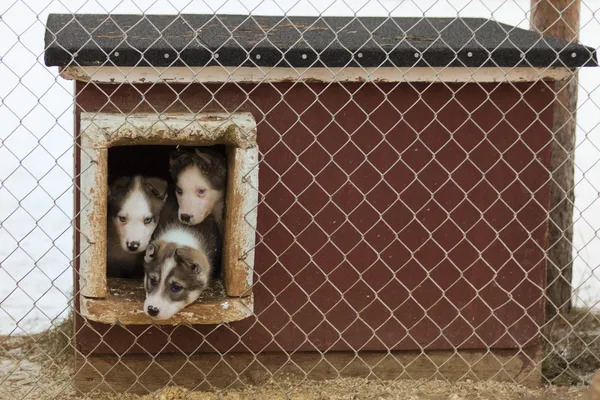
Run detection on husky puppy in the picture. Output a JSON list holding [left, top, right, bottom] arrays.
[[169, 147, 227, 232], [143, 215, 220, 320], [107, 176, 169, 278]]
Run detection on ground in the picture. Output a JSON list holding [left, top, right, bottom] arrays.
[[80, 381, 591, 400], [543, 308, 600, 385], [0, 321, 593, 400]]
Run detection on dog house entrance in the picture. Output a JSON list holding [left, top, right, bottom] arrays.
[[77, 112, 258, 324]]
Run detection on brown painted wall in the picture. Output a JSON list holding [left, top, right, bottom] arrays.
[[74, 81, 554, 355]]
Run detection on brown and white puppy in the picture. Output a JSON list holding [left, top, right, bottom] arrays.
[[169, 147, 227, 232], [143, 215, 220, 320], [107, 176, 169, 278]]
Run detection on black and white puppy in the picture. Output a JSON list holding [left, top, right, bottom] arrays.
[[107, 175, 168, 278], [142, 215, 220, 320], [169, 147, 227, 232]]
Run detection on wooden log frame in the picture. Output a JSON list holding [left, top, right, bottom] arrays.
[[530, 0, 580, 318], [77, 111, 258, 324]]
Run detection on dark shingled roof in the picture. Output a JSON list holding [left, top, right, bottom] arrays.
[[44, 14, 598, 69]]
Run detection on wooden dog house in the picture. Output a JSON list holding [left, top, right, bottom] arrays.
[[44, 14, 597, 391]]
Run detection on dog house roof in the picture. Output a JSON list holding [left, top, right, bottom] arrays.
[[44, 14, 597, 69]]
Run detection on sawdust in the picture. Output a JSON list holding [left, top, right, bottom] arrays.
[[67, 379, 590, 400], [0, 316, 74, 399]]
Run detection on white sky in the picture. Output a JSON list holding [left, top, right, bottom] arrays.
[[0, 0, 599, 334]]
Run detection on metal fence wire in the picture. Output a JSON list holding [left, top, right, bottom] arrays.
[[2, 0, 600, 399]]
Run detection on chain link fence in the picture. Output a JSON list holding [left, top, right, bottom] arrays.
[[1, 0, 600, 398]]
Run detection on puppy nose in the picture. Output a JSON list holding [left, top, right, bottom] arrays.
[[147, 305, 159, 317], [180, 213, 192, 223], [127, 241, 140, 251]]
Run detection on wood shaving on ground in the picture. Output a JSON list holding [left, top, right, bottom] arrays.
[[0, 329, 592, 400]]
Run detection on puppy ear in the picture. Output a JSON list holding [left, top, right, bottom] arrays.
[[144, 241, 158, 264], [143, 177, 168, 200], [169, 149, 191, 178], [195, 148, 227, 188], [175, 247, 211, 281], [108, 176, 132, 199], [194, 148, 217, 169], [169, 149, 184, 165]]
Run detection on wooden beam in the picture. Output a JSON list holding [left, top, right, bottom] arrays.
[[80, 278, 253, 325], [58, 66, 573, 84], [530, 0, 580, 319], [73, 348, 542, 394]]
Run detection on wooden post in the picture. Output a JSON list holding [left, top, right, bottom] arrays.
[[530, 0, 580, 318]]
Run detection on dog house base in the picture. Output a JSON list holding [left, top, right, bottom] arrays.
[[81, 279, 254, 325], [73, 347, 541, 393]]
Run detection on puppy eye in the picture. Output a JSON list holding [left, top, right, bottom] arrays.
[[118, 216, 126, 223], [197, 188, 206, 196], [149, 277, 157, 287], [171, 283, 182, 293], [175, 187, 183, 195], [144, 217, 153, 224]]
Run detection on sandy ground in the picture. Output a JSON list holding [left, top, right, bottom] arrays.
[[0, 328, 593, 400], [78, 381, 592, 400]]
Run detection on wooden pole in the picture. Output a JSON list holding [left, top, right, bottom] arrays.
[[530, 0, 580, 319]]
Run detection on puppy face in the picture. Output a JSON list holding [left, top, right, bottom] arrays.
[[143, 240, 211, 320], [108, 176, 168, 253], [174, 165, 222, 226], [169, 148, 226, 226]]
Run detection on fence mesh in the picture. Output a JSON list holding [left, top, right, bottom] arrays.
[[1, 0, 600, 399]]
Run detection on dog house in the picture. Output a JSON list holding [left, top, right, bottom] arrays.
[[44, 14, 597, 391]]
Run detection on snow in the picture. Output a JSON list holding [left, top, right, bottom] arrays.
[[1, 0, 599, 335]]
